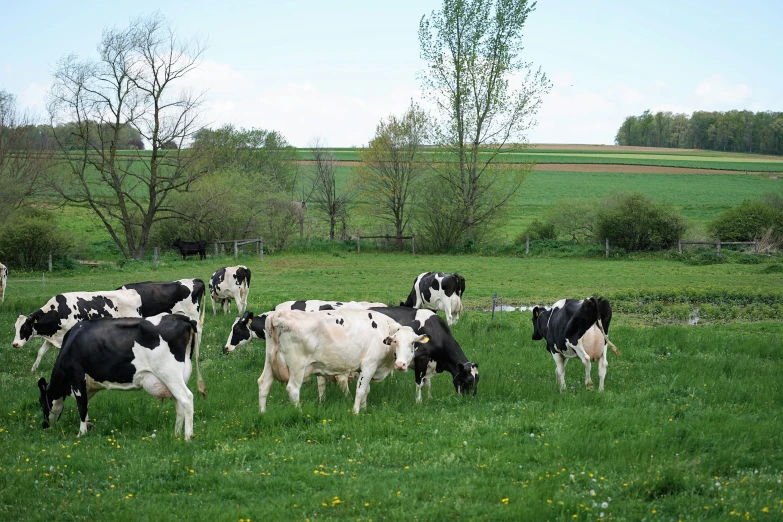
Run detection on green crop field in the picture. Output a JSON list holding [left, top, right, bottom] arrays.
[[1, 253, 782, 520]]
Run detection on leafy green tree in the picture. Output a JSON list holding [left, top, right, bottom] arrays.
[[596, 192, 686, 251], [418, 0, 551, 241], [708, 200, 783, 241]]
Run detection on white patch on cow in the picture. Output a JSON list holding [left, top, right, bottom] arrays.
[[71, 387, 82, 398], [548, 299, 567, 311], [144, 314, 165, 326], [414, 309, 436, 328]]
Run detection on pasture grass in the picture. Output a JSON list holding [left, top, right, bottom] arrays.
[[0, 254, 782, 520]]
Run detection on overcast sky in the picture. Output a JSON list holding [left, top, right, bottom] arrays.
[[1, 0, 780, 146]]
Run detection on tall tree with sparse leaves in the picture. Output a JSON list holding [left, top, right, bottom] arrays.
[[419, 0, 550, 241]]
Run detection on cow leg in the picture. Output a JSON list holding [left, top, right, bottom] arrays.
[[570, 342, 594, 391], [239, 289, 248, 315], [445, 308, 454, 325], [167, 381, 195, 440], [31, 340, 55, 373], [284, 366, 306, 409], [257, 365, 275, 413], [317, 376, 327, 403], [353, 368, 376, 414], [71, 378, 90, 437], [552, 352, 568, 392], [210, 294, 217, 315], [336, 374, 352, 398], [598, 348, 608, 392], [414, 357, 429, 403]]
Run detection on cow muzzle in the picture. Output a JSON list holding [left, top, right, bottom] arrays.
[[395, 362, 408, 372], [12, 342, 21, 349], [223, 345, 233, 354]]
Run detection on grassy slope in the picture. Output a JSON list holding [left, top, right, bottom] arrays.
[[0, 254, 782, 520]]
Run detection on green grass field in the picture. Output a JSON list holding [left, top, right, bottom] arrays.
[[1, 253, 782, 520]]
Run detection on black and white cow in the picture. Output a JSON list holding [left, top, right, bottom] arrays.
[[13, 290, 144, 372], [261, 309, 426, 414], [172, 239, 207, 260], [209, 266, 251, 315], [401, 272, 466, 325], [37, 313, 205, 439], [117, 279, 205, 321], [0, 262, 6, 303], [531, 297, 619, 392], [370, 306, 479, 401]]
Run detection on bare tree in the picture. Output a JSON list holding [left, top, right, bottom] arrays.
[[47, 12, 206, 259], [0, 90, 51, 222], [419, 0, 551, 241], [308, 139, 353, 240], [356, 103, 428, 249]]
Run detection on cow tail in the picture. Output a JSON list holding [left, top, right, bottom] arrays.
[[597, 318, 621, 357], [195, 304, 207, 399]]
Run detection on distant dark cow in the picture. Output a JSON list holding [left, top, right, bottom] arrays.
[[37, 313, 205, 439], [401, 272, 465, 325], [13, 290, 143, 372], [209, 266, 251, 315], [531, 297, 620, 392], [172, 239, 207, 260], [371, 306, 479, 401], [0, 262, 6, 303], [118, 279, 205, 321]]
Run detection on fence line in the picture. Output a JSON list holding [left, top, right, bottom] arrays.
[[356, 235, 415, 254]]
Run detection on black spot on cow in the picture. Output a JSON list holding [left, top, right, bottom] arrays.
[[336, 302, 343, 306], [210, 268, 227, 293], [371, 321, 377, 329], [232, 267, 251, 287], [339, 318, 344, 326], [368, 313, 373, 319], [119, 280, 205, 317], [320, 304, 334, 311], [431, 278, 440, 291], [291, 301, 307, 311], [75, 296, 117, 320]]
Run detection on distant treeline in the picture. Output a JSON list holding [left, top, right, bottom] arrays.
[[615, 110, 783, 155], [3, 122, 146, 151]]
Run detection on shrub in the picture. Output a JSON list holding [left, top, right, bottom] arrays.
[[520, 219, 557, 241], [707, 200, 783, 242], [596, 192, 687, 251], [0, 208, 73, 270]]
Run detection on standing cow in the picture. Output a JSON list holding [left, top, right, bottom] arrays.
[[260, 309, 427, 414], [209, 266, 251, 315], [172, 239, 207, 260], [531, 297, 620, 392], [37, 313, 205, 439], [371, 306, 479, 401], [117, 279, 205, 321], [401, 272, 465, 325], [13, 290, 143, 372], [0, 262, 6, 303]]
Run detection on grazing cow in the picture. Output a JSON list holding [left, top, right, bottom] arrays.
[[37, 313, 205, 439], [371, 306, 479, 402], [172, 239, 207, 260], [209, 266, 251, 315], [260, 309, 428, 414], [13, 290, 143, 372], [117, 279, 205, 321], [0, 262, 6, 303], [531, 297, 620, 392], [224, 309, 359, 402], [401, 272, 465, 325]]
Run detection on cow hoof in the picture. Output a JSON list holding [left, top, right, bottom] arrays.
[[586, 382, 594, 391]]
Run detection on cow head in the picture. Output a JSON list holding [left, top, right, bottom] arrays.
[[172, 238, 181, 247], [224, 311, 268, 353], [13, 313, 37, 348], [384, 327, 429, 372], [454, 362, 479, 396], [37, 377, 65, 429], [531, 307, 549, 341]]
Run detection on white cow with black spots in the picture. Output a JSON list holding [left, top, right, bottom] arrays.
[[401, 272, 465, 325], [260, 308, 428, 414], [0, 262, 7, 303], [209, 266, 251, 315]]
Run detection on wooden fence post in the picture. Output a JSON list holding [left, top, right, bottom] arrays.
[[259, 238, 264, 261], [234, 241, 238, 260], [48, 253, 52, 273], [678, 239, 682, 254], [384, 235, 389, 250], [605, 238, 609, 258], [526, 235, 530, 255], [716, 240, 721, 256], [214, 242, 218, 256], [412, 235, 415, 255], [154, 247, 159, 267], [357, 236, 360, 253]]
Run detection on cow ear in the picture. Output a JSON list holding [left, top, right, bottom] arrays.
[[37, 378, 47, 393], [383, 336, 393, 345], [418, 334, 430, 344], [532, 307, 540, 319]]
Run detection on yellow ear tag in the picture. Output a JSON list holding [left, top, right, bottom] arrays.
[[247, 317, 253, 324], [420, 335, 430, 344]]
